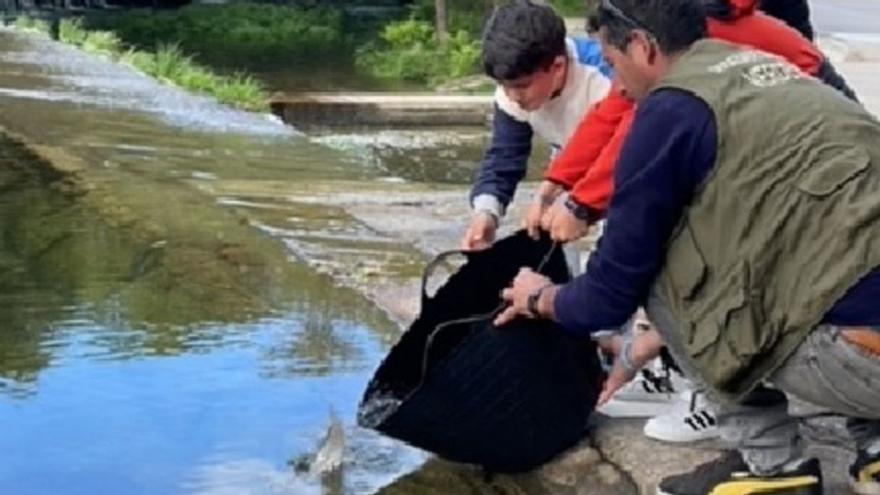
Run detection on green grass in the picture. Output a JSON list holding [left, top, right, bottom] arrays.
[[15, 16, 269, 113], [13, 16, 50, 35], [82, 29, 123, 55]]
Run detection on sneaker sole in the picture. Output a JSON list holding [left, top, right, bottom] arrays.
[[597, 401, 675, 418], [656, 476, 821, 495], [643, 429, 720, 444], [644, 421, 720, 443]]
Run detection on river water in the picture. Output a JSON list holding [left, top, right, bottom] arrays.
[[0, 27, 515, 495]]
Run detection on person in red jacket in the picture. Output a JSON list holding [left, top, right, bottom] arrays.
[[524, 0, 858, 243]]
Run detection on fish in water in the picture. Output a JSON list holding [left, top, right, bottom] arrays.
[[291, 410, 346, 476], [311, 410, 345, 476]]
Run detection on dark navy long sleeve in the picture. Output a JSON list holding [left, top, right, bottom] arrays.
[[553, 88, 880, 334], [554, 90, 716, 333], [469, 104, 533, 209]]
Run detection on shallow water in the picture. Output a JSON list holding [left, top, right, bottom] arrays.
[[0, 26, 562, 495]]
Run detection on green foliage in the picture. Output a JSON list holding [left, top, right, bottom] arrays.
[[83, 4, 348, 65], [407, 0, 488, 37], [118, 48, 156, 73], [13, 16, 51, 36], [83, 30, 123, 55], [446, 30, 482, 78], [130, 43, 268, 112], [59, 18, 89, 45], [358, 0, 599, 87], [211, 73, 267, 112], [152, 43, 190, 81], [356, 18, 481, 85], [549, 0, 594, 17], [381, 17, 435, 47], [50, 17, 268, 112]]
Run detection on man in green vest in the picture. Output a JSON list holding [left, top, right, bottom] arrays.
[[493, 0, 880, 493]]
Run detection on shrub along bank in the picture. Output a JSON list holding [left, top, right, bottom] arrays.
[[13, 15, 270, 112]]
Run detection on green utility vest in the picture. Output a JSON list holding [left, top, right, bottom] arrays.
[[652, 40, 880, 402]]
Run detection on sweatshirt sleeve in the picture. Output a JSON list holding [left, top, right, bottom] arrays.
[[544, 86, 633, 189], [568, 108, 635, 215], [469, 103, 534, 217], [554, 90, 717, 334]]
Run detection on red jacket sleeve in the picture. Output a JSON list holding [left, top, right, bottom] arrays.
[[569, 108, 635, 214], [707, 13, 822, 75], [544, 85, 634, 189]]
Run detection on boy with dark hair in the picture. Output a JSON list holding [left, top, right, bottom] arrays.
[[460, 0, 614, 250]]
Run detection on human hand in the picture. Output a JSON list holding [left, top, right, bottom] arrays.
[[460, 211, 497, 251], [494, 268, 554, 326], [523, 181, 561, 240], [546, 203, 590, 243], [523, 200, 548, 240], [598, 357, 639, 406], [597, 330, 664, 405]]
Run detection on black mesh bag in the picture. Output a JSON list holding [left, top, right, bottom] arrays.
[[357, 231, 604, 473]]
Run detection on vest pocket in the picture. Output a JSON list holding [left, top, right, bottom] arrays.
[[685, 263, 771, 392], [796, 146, 869, 197]]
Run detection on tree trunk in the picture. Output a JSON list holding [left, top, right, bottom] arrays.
[[483, 0, 496, 22], [434, 0, 448, 44]]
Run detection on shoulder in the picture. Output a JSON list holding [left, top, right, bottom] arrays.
[[569, 37, 612, 78], [493, 86, 530, 122], [636, 89, 714, 127], [619, 90, 716, 170]]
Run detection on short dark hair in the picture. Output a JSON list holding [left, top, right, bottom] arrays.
[[701, 0, 733, 20], [587, 0, 707, 54], [482, 0, 567, 81]]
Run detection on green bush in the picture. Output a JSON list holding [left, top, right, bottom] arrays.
[[356, 18, 481, 85], [59, 17, 89, 45], [446, 30, 482, 79], [211, 73, 267, 112], [83, 30, 123, 55], [407, 0, 487, 37], [24, 17, 269, 112], [83, 5, 348, 66]]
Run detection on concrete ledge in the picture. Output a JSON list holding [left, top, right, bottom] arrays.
[[269, 93, 493, 128]]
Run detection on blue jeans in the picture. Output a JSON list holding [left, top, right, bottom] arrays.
[[647, 292, 880, 474]]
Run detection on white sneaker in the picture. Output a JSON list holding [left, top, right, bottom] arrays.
[[597, 360, 680, 418], [643, 389, 720, 443]]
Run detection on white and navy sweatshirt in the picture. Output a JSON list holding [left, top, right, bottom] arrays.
[[470, 37, 612, 219]]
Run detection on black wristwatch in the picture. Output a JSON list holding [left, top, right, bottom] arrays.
[[564, 197, 599, 224], [526, 284, 553, 318]]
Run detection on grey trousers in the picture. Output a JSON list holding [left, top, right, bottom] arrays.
[[647, 292, 880, 474]]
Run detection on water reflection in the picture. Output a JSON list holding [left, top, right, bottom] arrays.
[[0, 26, 537, 495], [262, 314, 363, 379], [0, 123, 431, 493]]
